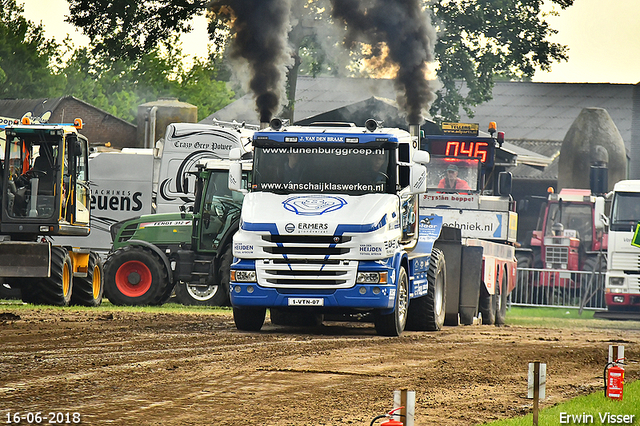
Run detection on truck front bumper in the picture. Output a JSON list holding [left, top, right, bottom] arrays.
[[230, 282, 397, 309], [230, 258, 397, 310]]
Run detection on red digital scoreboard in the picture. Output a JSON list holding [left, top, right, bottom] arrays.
[[424, 136, 495, 168]]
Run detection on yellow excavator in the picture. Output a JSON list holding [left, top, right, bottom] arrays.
[[0, 118, 103, 306]]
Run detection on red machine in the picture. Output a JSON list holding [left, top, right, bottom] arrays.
[[516, 188, 607, 304]]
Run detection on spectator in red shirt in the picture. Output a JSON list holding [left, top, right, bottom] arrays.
[[438, 164, 471, 190]]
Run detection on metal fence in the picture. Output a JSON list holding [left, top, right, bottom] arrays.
[[511, 268, 606, 310]]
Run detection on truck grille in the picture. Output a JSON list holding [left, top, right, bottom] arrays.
[[610, 252, 640, 270], [260, 234, 352, 257], [545, 246, 569, 265], [255, 259, 357, 289], [627, 276, 640, 292]]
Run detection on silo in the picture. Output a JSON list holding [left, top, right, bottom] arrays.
[[137, 98, 197, 148], [558, 107, 627, 192]]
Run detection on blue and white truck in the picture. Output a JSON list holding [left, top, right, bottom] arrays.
[[227, 119, 517, 336]]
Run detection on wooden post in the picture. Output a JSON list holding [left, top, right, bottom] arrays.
[[533, 362, 540, 426], [393, 389, 415, 426], [609, 345, 624, 365], [528, 362, 546, 426]]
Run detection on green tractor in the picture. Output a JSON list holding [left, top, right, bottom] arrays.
[[103, 159, 250, 305]]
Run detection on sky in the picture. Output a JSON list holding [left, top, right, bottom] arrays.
[[20, 0, 640, 85]]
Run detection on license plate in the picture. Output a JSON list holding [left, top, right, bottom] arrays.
[[288, 298, 324, 306]]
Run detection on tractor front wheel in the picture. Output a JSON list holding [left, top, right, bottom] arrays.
[[104, 246, 170, 305]]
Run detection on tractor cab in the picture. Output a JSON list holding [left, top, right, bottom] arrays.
[[1, 119, 90, 240]]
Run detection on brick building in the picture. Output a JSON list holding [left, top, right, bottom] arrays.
[[0, 96, 136, 149]]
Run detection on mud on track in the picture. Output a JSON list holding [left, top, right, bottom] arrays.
[[0, 307, 639, 426]]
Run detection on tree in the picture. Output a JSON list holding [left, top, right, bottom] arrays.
[[0, 0, 64, 98], [66, 0, 208, 61], [61, 44, 235, 123], [65, 0, 574, 122], [428, 0, 573, 121]]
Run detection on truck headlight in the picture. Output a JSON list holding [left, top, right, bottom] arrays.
[[231, 270, 256, 282], [609, 277, 624, 286], [612, 295, 625, 304], [357, 271, 388, 284]]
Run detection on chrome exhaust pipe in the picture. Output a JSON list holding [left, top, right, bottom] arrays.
[[409, 124, 421, 138]]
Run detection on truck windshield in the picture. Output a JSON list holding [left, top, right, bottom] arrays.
[[209, 169, 249, 202], [610, 191, 640, 231], [4, 133, 60, 219], [545, 203, 593, 246], [252, 145, 391, 195], [426, 157, 479, 192]]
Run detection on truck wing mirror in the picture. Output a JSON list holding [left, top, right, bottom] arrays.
[[229, 148, 242, 161], [228, 163, 245, 193], [497, 171, 512, 196], [412, 150, 430, 165], [410, 164, 427, 194], [517, 198, 529, 213]]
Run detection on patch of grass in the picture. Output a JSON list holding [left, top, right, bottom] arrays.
[[482, 380, 639, 425], [506, 306, 640, 330]]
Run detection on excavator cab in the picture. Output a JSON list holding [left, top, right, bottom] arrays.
[[1, 121, 90, 240]]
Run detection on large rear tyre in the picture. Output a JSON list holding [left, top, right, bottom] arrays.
[[22, 247, 73, 306], [495, 268, 508, 326], [514, 253, 532, 304], [104, 246, 171, 305], [20, 279, 43, 305], [174, 245, 231, 306], [479, 284, 495, 325], [406, 248, 447, 331], [374, 266, 409, 336], [233, 306, 266, 331], [0, 280, 21, 300], [71, 252, 104, 307]]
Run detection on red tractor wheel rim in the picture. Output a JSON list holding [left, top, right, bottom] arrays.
[[115, 260, 152, 297]]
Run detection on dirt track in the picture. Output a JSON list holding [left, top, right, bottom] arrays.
[[0, 306, 639, 426]]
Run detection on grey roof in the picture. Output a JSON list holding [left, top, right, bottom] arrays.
[[206, 77, 639, 179], [0, 97, 66, 121], [294, 96, 442, 134], [507, 140, 563, 179], [0, 96, 135, 128], [203, 76, 397, 125], [293, 77, 396, 122], [208, 78, 635, 146], [459, 81, 635, 143]]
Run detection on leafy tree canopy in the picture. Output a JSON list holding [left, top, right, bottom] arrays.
[[61, 43, 235, 123], [0, 1, 234, 124], [67, 0, 573, 122], [0, 0, 64, 98]]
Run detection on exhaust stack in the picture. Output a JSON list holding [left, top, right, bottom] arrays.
[[409, 124, 421, 138]]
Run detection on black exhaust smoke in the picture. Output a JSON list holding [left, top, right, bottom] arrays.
[[209, 0, 292, 123], [330, 0, 437, 125]]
